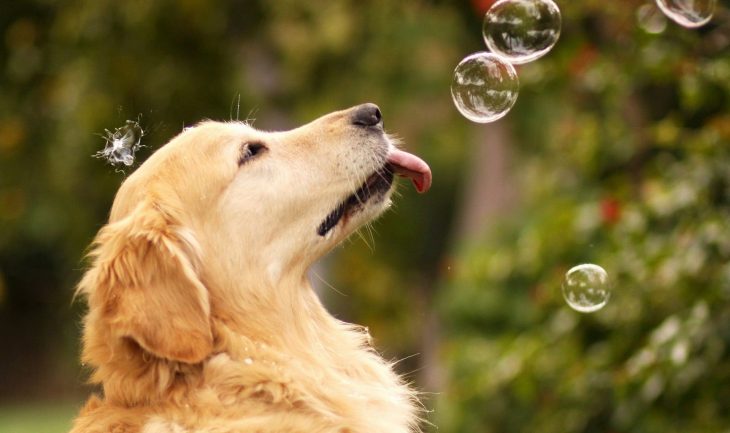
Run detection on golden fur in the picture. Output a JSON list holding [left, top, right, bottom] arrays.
[[71, 105, 421, 433]]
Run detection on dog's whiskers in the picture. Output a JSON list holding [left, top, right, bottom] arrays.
[[311, 271, 347, 297], [354, 228, 374, 252], [364, 222, 377, 249]]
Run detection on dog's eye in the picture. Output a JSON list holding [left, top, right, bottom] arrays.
[[238, 142, 267, 166]]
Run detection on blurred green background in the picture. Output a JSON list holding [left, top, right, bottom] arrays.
[[1, 0, 729, 432]]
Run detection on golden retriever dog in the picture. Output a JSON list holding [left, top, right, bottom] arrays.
[[70, 103, 432, 433]]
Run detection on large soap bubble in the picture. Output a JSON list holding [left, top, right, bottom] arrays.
[[655, 0, 716, 28], [482, 0, 562, 65], [451, 52, 519, 123], [562, 264, 612, 313]]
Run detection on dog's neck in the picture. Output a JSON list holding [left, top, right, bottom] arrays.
[[207, 270, 354, 361]]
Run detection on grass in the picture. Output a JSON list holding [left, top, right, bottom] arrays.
[[0, 402, 79, 433]]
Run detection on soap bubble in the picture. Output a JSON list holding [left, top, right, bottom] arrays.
[[562, 264, 611, 313], [95, 120, 144, 167], [637, 4, 668, 34], [655, 0, 716, 28], [482, 0, 562, 65], [451, 52, 519, 123]]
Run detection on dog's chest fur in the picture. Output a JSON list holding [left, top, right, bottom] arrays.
[[71, 317, 419, 433]]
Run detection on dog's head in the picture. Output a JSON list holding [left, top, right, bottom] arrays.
[[78, 104, 431, 365]]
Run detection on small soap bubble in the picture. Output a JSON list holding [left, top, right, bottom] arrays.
[[562, 264, 611, 313], [451, 52, 519, 123], [482, 0, 562, 65], [637, 4, 668, 34], [95, 119, 144, 167], [655, 0, 715, 28]]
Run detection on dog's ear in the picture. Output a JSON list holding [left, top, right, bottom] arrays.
[[78, 201, 213, 364]]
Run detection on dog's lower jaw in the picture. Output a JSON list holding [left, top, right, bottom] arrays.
[[317, 193, 394, 250], [317, 165, 395, 238]]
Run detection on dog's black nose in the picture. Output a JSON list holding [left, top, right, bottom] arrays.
[[351, 103, 382, 127]]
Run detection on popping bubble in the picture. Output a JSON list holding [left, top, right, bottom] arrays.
[[451, 52, 519, 123], [655, 0, 716, 28], [562, 264, 612, 313], [482, 0, 562, 65], [95, 120, 144, 167], [637, 4, 668, 34]]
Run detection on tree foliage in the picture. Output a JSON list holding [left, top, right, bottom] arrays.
[[436, 2, 730, 432]]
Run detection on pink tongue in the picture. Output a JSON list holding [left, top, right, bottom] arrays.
[[387, 148, 432, 193]]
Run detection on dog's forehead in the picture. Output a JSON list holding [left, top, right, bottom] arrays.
[[144, 121, 267, 170], [183, 121, 259, 147]]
